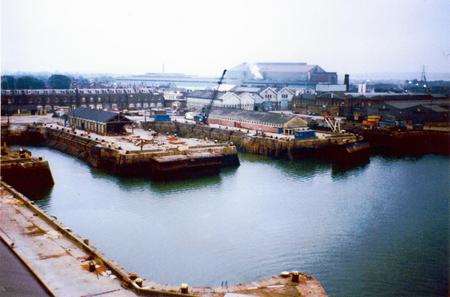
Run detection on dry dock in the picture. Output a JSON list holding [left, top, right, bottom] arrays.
[[0, 181, 327, 297], [2, 123, 239, 180], [144, 121, 369, 161]]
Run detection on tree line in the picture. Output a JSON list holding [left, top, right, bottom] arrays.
[[2, 74, 73, 90]]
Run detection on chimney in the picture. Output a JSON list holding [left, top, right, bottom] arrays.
[[344, 74, 350, 91]]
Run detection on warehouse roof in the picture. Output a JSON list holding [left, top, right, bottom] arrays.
[[69, 107, 131, 123], [231, 86, 263, 93], [209, 107, 306, 125], [385, 100, 450, 112], [239, 92, 264, 103], [230, 63, 320, 74], [186, 90, 224, 100]]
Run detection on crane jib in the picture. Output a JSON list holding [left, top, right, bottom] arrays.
[[197, 69, 227, 124]]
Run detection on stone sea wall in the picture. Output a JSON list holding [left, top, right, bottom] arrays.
[[2, 125, 239, 179], [144, 121, 361, 160]]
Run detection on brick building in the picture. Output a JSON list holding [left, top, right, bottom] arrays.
[[68, 107, 132, 135], [208, 108, 308, 134]]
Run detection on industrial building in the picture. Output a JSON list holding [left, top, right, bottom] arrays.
[[367, 100, 450, 125], [208, 107, 308, 134], [226, 62, 337, 85], [68, 107, 132, 135], [216, 87, 296, 112], [163, 90, 186, 109], [292, 93, 345, 116], [185, 90, 224, 110]]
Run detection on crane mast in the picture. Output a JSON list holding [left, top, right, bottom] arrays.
[[195, 69, 227, 124]]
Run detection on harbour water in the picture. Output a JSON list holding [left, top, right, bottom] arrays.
[[25, 146, 448, 297]]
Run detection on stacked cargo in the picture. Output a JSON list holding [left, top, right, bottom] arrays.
[[362, 115, 381, 128]]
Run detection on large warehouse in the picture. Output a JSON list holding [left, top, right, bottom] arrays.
[[208, 107, 308, 134], [226, 62, 337, 85]]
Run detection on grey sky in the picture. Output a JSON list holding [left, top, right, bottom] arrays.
[[1, 0, 449, 76]]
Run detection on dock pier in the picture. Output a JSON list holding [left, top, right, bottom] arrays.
[[0, 145, 54, 199], [0, 181, 328, 296], [144, 121, 369, 161], [2, 123, 240, 180]]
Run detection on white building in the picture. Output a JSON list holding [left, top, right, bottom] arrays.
[[259, 87, 278, 102], [239, 92, 263, 111], [277, 87, 296, 110], [221, 92, 241, 109], [163, 91, 185, 101]]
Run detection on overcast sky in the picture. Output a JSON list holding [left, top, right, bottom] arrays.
[[1, 0, 449, 76]]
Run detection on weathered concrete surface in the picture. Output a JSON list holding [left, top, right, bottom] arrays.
[[0, 146, 54, 200], [0, 239, 50, 297], [0, 183, 136, 297], [2, 123, 239, 180], [144, 121, 365, 161], [351, 127, 450, 155], [0, 182, 327, 297]]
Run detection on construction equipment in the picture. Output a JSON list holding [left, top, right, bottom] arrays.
[[323, 112, 342, 133], [194, 69, 227, 124]]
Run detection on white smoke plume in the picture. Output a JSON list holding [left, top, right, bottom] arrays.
[[249, 63, 263, 80]]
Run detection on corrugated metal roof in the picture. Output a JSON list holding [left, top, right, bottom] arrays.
[[385, 100, 450, 113], [240, 92, 264, 103], [186, 90, 224, 100], [228, 63, 326, 81], [316, 84, 346, 92], [209, 107, 297, 125], [231, 86, 263, 93], [385, 100, 450, 111], [423, 104, 448, 113], [69, 107, 126, 123], [255, 62, 318, 73]]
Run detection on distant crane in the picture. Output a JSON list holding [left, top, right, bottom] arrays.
[[420, 65, 431, 95], [194, 69, 227, 124]]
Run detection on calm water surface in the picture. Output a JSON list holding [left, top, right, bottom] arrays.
[[25, 147, 448, 297]]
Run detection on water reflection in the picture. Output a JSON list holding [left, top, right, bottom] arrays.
[[330, 158, 370, 179], [240, 152, 371, 181], [25, 186, 54, 201], [19, 146, 449, 297], [240, 153, 330, 179]]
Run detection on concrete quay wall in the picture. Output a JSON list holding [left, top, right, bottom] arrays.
[[0, 155, 54, 200], [1, 181, 328, 297], [2, 125, 239, 179], [354, 128, 450, 155], [144, 121, 361, 160], [0, 181, 195, 297]]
